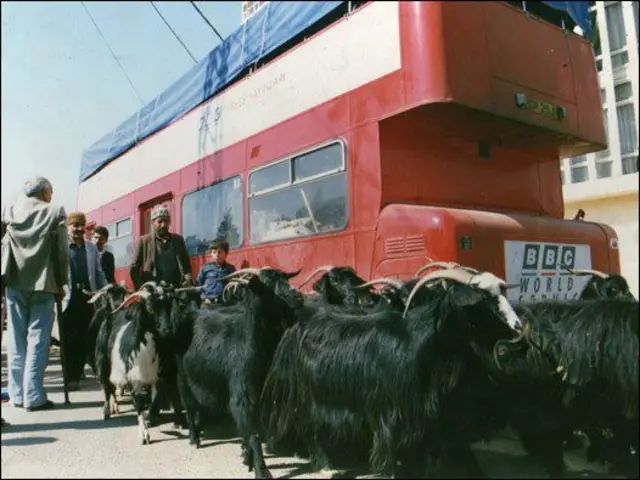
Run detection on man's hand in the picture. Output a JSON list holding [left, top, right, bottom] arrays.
[[182, 274, 193, 287]]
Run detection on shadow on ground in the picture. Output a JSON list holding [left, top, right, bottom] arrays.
[[1, 435, 58, 447]]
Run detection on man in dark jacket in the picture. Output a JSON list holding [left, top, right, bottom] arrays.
[[93, 226, 116, 284], [129, 205, 192, 290], [195, 238, 236, 304]]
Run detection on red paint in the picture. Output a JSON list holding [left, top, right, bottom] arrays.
[[85, 2, 619, 290]]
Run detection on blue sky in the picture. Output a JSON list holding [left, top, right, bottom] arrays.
[[1, 0, 241, 212]]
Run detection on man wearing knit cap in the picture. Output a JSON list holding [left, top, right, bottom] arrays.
[[2, 176, 69, 411], [129, 204, 191, 290], [62, 210, 107, 391]]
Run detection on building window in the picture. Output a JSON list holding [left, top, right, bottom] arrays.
[[622, 156, 639, 175], [249, 141, 349, 244], [570, 155, 589, 183], [600, 88, 607, 104], [605, 2, 628, 68], [560, 168, 566, 185], [182, 176, 244, 256], [617, 103, 638, 155], [589, 9, 602, 56], [614, 82, 633, 102], [103, 217, 134, 269]]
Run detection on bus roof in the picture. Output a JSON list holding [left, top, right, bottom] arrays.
[[79, 1, 592, 184]]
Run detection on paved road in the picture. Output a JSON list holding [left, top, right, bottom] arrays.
[[1, 340, 624, 479]]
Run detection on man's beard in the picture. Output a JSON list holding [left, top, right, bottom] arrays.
[[156, 227, 169, 237]]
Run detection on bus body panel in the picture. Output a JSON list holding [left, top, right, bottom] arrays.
[[372, 204, 619, 302], [80, 2, 619, 298]]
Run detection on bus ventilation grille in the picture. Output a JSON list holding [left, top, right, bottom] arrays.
[[384, 236, 426, 257]]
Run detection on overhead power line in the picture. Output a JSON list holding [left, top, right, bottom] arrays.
[[189, 1, 225, 43], [149, 1, 198, 64], [80, 1, 145, 105]]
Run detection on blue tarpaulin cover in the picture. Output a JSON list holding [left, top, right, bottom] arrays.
[[80, 1, 593, 183], [541, 1, 593, 35], [79, 1, 343, 182]]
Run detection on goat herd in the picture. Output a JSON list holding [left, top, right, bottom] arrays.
[[82, 261, 638, 479]]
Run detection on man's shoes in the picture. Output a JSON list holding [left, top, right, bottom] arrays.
[[26, 400, 55, 412], [11, 402, 23, 408]]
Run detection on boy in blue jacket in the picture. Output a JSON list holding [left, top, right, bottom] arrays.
[[195, 239, 236, 304]]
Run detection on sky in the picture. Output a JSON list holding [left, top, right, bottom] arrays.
[[1, 0, 241, 212]]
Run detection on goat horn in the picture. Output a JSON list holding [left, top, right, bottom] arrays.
[[354, 278, 404, 291], [298, 265, 336, 288], [562, 267, 609, 279], [414, 261, 459, 277], [403, 269, 476, 318], [173, 286, 205, 294], [138, 281, 159, 292], [454, 266, 481, 274], [508, 320, 532, 344], [221, 268, 262, 281], [112, 291, 151, 314]]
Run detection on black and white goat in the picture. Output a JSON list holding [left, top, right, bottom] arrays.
[[84, 283, 130, 377], [94, 282, 171, 444]]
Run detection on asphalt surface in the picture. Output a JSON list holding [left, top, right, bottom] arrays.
[[1, 330, 625, 479]]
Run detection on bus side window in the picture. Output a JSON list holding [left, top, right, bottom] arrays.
[[182, 176, 244, 256], [103, 217, 134, 269], [249, 141, 349, 244]]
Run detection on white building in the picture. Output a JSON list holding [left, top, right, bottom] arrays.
[[561, 1, 639, 297], [241, 1, 269, 24]]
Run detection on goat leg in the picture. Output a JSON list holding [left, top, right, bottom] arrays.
[[229, 391, 272, 478], [102, 384, 115, 420], [176, 369, 200, 447], [132, 392, 151, 445], [249, 433, 272, 479], [147, 384, 160, 427], [167, 382, 187, 429]]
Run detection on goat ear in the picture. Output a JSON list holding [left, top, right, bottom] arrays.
[[449, 285, 488, 308], [285, 268, 302, 280], [312, 275, 329, 294]]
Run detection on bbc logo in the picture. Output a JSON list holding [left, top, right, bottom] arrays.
[[522, 244, 576, 270]]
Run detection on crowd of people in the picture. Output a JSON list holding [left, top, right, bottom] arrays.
[[1, 176, 236, 427]]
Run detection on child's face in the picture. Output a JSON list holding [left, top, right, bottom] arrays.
[[211, 248, 228, 264]]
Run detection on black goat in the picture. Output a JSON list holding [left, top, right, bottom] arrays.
[[561, 268, 637, 467], [260, 268, 524, 477], [566, 267, 636, 301], [172, 266, 304, 478], [497, 298, 640, 478], [94, 284, 171, 444]]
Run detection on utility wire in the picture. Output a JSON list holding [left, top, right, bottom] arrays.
[[189, 1, 225, 43], [149, 1, 198, 64], [80, 1, 145, 105]]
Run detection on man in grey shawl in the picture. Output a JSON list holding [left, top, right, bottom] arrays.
[[1, 177, 69, 411]]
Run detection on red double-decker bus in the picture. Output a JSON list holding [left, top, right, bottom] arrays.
[[77, 1, 616, 303]]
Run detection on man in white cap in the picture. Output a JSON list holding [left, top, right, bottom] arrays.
[[1, 176, 69, 411], [129, 204, 192, 290]]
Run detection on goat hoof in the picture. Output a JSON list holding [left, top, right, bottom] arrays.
[[256, 470, 272, 479], [141, 432, 151, 445]]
